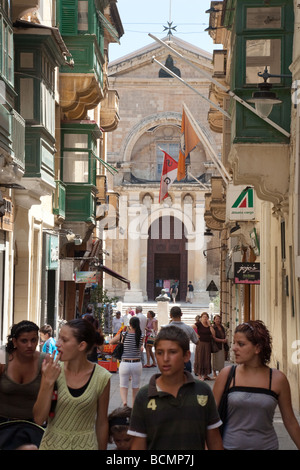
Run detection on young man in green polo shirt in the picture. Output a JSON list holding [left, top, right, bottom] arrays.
[[128, 325, 223, 450]]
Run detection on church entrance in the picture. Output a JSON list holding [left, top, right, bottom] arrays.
[[147, 216, 187, 301]]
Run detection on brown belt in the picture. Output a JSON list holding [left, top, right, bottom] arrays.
[[122, 359, 140, 363]]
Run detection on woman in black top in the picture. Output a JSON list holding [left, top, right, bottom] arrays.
[[194, 312, 214, 380]]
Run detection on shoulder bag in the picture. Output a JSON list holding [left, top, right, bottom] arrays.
[[112, 332, 127, 360], [218, 365, 236, 436]]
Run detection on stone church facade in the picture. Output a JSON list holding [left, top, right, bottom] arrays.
[[104, 36, 222, 304]]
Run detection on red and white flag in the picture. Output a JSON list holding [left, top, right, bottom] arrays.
[[159, 150, 178, 203]]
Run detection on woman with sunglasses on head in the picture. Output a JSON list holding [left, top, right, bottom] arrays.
[[213, 320, 300, 450]]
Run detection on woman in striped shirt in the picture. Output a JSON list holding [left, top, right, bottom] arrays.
[[111, 316, 144, 407]]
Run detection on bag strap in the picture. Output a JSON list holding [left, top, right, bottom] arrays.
[[121, 331, 127, 343], [224, 365, 236, 394]]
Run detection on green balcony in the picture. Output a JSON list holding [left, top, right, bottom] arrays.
[[65, 183, 96, 223], [53, 180, 66, 221]]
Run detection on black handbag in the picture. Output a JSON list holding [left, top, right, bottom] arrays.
[[218, 365, 236, 436], [112, 332, 127, 360]]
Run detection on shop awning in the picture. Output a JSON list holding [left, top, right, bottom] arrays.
[[100, 265, 131, 289]]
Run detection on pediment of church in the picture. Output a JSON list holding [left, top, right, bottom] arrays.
[[108, 36, 213, 79]]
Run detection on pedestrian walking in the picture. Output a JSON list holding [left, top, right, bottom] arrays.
[[165, 305, 199, 372], [128, 325, 223, 450], [40, 324, 57, 356], [170, 283, 178, 303], [82, 305, 93, 318], [110, 316, 144, 407], [213, 320, 300, 450], [112, 311, 123, 336], [186, 281, 194, 303], [135, 306, 147, 365], [0, 320, 46, 449], [33, 319, 111, 450], [211, 315, 227, 378], [144, 310, 158, 368], [122, 308, 131, 328], [194, 312, 214, 380]]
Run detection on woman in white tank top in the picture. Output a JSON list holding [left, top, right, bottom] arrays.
[[213, 320, 300, 450]]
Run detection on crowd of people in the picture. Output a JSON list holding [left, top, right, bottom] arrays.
[[1, 306, 300, 451]]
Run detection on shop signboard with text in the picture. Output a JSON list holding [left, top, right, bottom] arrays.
[[234, 262, 260, 284]]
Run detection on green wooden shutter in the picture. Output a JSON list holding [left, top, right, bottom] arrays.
[[59, 0, 78, 36]]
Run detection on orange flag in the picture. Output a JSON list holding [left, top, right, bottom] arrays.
[[177, 108, 200, 181]]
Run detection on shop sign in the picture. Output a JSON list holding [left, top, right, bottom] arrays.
[[234, 262, 260, 284], [74, 271, 99, 284], [226, 184, 255, 221], [47, 234, 59, 270]]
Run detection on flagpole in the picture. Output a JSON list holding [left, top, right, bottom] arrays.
[[183, 103, 231, 184], [151, 56, 231, 120], [151, 58, 231, 183], [187, 169, 211, 190], [149, 33, 290, 138]]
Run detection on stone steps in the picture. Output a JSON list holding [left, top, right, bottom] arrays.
[[114, 302, 214, 327]]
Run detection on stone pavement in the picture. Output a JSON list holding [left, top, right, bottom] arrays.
[[106, 344, 300, 450]]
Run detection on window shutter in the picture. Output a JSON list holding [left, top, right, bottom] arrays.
[[59, 0, 78, 36]]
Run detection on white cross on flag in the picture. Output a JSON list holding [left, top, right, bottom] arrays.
[[159, 150, 178, 203]]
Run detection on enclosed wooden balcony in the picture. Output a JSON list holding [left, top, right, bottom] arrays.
[[100, 90, 120, 132]]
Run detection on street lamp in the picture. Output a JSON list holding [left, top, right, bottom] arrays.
[[247, 66, 291, 118]]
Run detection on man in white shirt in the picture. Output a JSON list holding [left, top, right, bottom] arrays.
[[135, 306, 147, 334], [165, 306, 199, 372], [112, 311, 123, 336], [122, 308, 131, 328]]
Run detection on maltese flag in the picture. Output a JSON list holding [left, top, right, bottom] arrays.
[[159, 150, 178, 203]]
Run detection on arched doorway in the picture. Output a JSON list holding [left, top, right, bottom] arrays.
[[147, 216, 187, 301]]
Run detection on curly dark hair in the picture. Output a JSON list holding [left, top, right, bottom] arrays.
[[235, 320, 272, 365], [6, 321, 39, 354]]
